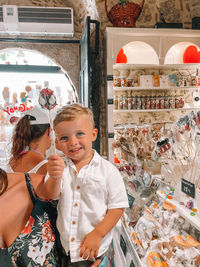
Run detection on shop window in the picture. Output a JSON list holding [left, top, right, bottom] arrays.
[[0, 48, 77, 166]]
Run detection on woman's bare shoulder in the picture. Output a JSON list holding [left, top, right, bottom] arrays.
[[7, 172, 44, 188], [28, 173, 45, 187]]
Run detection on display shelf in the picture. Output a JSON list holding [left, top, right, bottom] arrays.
[[114, 107, 200, 113], [114, 86, 200, 91], [121, 223, 143, 267], [113, 63, 200, 70], [157, 190, 200, 232], [105, 28, 200, 266]]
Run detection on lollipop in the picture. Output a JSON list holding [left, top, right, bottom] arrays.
[[38, 88, 57, 110], [39, 88, 57, 153]]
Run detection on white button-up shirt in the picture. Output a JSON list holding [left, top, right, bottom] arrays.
[[56, 151, 129, 262]]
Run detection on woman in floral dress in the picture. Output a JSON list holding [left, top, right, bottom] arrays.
[[0, 168, 61, 266], [0, 167, 102, 267]]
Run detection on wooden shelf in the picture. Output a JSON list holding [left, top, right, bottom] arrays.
[[113, 63, 200, 70], [114, 107, 200, 113], [121, 222, 143, 267], [114, 86, 200, 91]]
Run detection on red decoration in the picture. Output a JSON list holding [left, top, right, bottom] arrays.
[[10, 116, 20, 125], [3, 104, 34, 116], [116, 48, 127, 63], [183, 45, 200, 63]]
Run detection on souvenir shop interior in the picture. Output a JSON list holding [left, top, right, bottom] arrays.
[[0, 1, 200, 266], [104, 28, 200, 266]]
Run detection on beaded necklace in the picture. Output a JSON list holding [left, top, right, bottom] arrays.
[[19, 146, 46, 159], [29, 148, 46, 160]]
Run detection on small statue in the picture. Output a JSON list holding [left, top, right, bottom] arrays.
[[160, 12, 166, 23]]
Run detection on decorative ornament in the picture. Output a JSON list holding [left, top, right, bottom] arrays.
[[105, 0, 145, 27], [116, 48, 127, 63], [39, 88, 57, 153], [10, 116, 20, 125], [38, 88, 57, 110], [183, 45, 200, 63]]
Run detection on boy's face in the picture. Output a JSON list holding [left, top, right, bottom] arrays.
[[55, 115, 98, 165]]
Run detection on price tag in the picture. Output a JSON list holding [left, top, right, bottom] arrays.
[[107, 75, 113, 81], [128, 193, 135, 208], [120, 234, 127, 256], [107, 99, 113, 105], [181, 178, 195, 198], [108, 133, 114, 138], [130, 260, 135, 267]]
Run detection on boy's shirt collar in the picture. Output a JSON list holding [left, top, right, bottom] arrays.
[[64, 149, 99, 169]]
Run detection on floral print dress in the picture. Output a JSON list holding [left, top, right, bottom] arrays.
[[0, 173, 61, 267]]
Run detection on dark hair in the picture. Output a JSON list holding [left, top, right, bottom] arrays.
[[0, 168, 8, 196], [10, 115, 50, 162]]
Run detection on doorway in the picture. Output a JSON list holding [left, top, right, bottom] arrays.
[[0, 48, 78, 167]]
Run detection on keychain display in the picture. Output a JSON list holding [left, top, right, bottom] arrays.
[[152, 110, 200, 189]]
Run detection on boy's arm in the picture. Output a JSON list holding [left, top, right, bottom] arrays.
[[80, 208, 124, 260], [37, 154, 64, 199]]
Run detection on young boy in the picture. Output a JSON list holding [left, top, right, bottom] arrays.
[[47, 103, 128, 266]]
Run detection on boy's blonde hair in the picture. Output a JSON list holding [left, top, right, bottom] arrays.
[[54, 103, 95, 128]]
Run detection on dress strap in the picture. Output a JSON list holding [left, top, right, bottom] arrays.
[[25, 173, 37, 204], [28, 159, 48, 173]]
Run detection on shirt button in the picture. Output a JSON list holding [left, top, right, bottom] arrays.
[[76, 185, 80, 190], [71, 237, 75, 242], [72, 221, 76, 225], [74, 203, 78, 207]]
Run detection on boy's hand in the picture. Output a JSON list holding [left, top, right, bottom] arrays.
[[47, 154, 65, 180], [90, 258, 101, 267], [80, 229, 102, 261]]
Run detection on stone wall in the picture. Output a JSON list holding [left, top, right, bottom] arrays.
[[0, 0, 200, 155]]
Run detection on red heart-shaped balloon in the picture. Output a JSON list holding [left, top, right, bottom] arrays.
[[183, 45, 200, 63], [116, 48, 127, 63]]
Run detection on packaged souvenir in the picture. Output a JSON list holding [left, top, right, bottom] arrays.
[[139, 75, 153, 88], [153, 75, 160, 87], [147, 251, 169, 267], [159, 75, 169, 87], [168, 74, 177, 87]]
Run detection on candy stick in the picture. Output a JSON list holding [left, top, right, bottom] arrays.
[[161, 161, 172, 176], [38, 88, 57, 154], [196, 172, 200, 188], [191, 144, 200, 184], [188, 133, 200, 183], [190, 147, 197, 183], [162, 154, 180, 185], [170, 147, 185, 179], [194, 134, 200, 186], [186, 139, 196, 179]]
